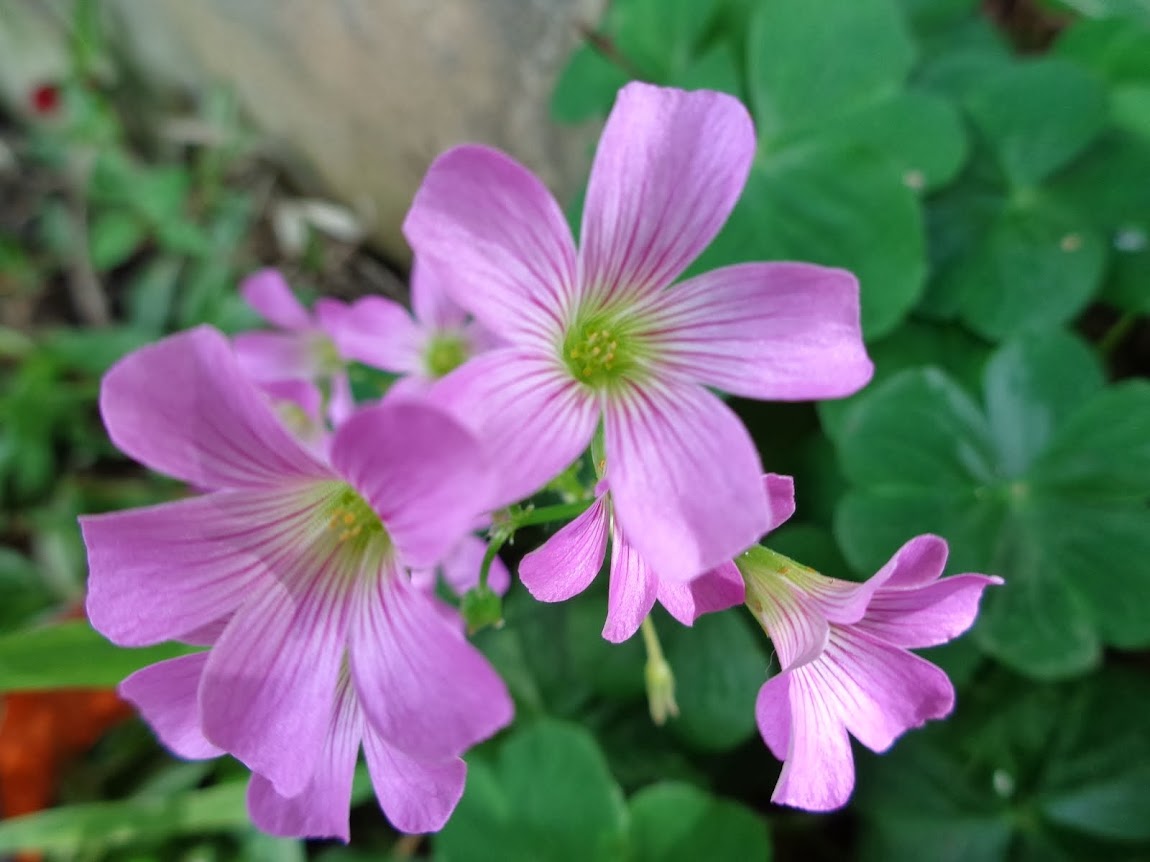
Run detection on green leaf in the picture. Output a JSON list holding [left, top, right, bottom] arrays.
[[748, 0, 914, 141], [857, 667, 1150, 860], [628, 782, 771, 861], [0, 781, 252, 852], [696, 141, 926, 338], [41, 325, 154, 375], [815, 90, 968, 192], [1054, 18, 1150, 86], [1113, 83, 1150, 139], [963, 59, 1108, 188], [0, 620, 196, 692], [436, 720, 628, 862], [89, 208, 148, 270], [551, 45, 630, 124], [662, 610, 766, 752], [819, 320, 990, 445], [1038, 0, 1150, 26], [608, 0, 716, 81], [833, 333, 1150, 678], [669, 44, 743, 98], [948, 200, 1106, 341], [126, 257, 182, 334]]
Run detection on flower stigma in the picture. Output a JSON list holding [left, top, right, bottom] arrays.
[[423, 332, 469, 379], [561, 307, 646, 390]]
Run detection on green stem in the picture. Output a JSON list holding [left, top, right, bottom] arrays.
[[1099, 311, 1138, 355], [476, 499, 594, 589], [640, 617, 678, 726]]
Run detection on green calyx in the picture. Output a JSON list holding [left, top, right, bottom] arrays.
[[423, 332, 469, 379], [561, 307, 646, 389]]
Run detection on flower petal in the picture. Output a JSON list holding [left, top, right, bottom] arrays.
[[430, 350, 598, 508], [754, 672, 791, 761], [858, 573, 1002, 649], [363, 732, 466, 834], [246, 676, 362, 841], [812, 627, 955, 754], [82, 489, 318, 646], [241, 269, 311, 330], [199, 555, 353, 797], [761, 670, 856, 811], [603, 522, 659, 643], [579, 82, 755, 306], [650, 263, 872, 400], [100, 326, 328, 489], [751, 579, 829, 671], [331, 401, 494, 569], [605, 378, 767, 583], [233, 332, 319, 383], [325, 296, 424, 375], [349, 571, 512, 760], [412, 259, 469, 330], [119, 653, 220, 759], [519, 497, 608, 602], [439, 534, 512, 596], [764, 473, 797, 532], [403, 145, 576, 346], [657, 561, 745, 626]]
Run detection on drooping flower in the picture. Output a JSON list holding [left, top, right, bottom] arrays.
[[737, 537, 1002, 811], [81, 327, 513, 838], [519, 474, 796, 642], [328, 260, 499, 397], [405, 81, 872, 583], [232, 268, 355, 422]]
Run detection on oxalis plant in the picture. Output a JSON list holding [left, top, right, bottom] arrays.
[[80, 83, 1000, 840]]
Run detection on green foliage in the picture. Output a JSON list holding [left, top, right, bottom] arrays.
[[857, 666, 1150, 860], [834, 332, 1150, 677]]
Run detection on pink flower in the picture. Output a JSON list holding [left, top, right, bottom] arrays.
[[232, 269, 356, 422], [519, 474, 796, 642], [405, 82, 872, 583], [328, 261, 500, 396], [738, 536, 1002, 811], [80, 327, 513, 838]]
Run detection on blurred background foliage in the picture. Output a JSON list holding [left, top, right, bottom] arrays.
[[0, 0, 1148, 859]]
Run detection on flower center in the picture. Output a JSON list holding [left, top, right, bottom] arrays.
[[561, 309, 644, 389], [423, 332, 469, 379], [310, 334, 344, 376], [322, 486, 390, 556]]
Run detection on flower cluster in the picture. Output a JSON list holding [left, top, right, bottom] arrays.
[[81, 82, 998, 840]]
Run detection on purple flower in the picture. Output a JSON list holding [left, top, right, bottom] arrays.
[[519, 474, 796, 642], [737, 537, 1002, 811], [328, 261, 500, 396], [80, 327, 513, 837], [232, 269, 355, 422], [405, 82, 872, 583]]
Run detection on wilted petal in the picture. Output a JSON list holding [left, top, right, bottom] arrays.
[[247, 676, 363, 841], [200, 554, 352, 797], [242, 269, 311, 330], [404, 145, 576, 345], [350, 571, 512, 760], [431, 350, 598, 508], [519, 497, 608, 602], [119, 653, 220, 760], [331, 402, 493, 569], [363, 731, 466, 834], [650, 263, 872, 400], [605, 378, 767, 583], [82, 489, 317, 646], [579, 83, 755, 306], [100, 327, 328, 489]]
